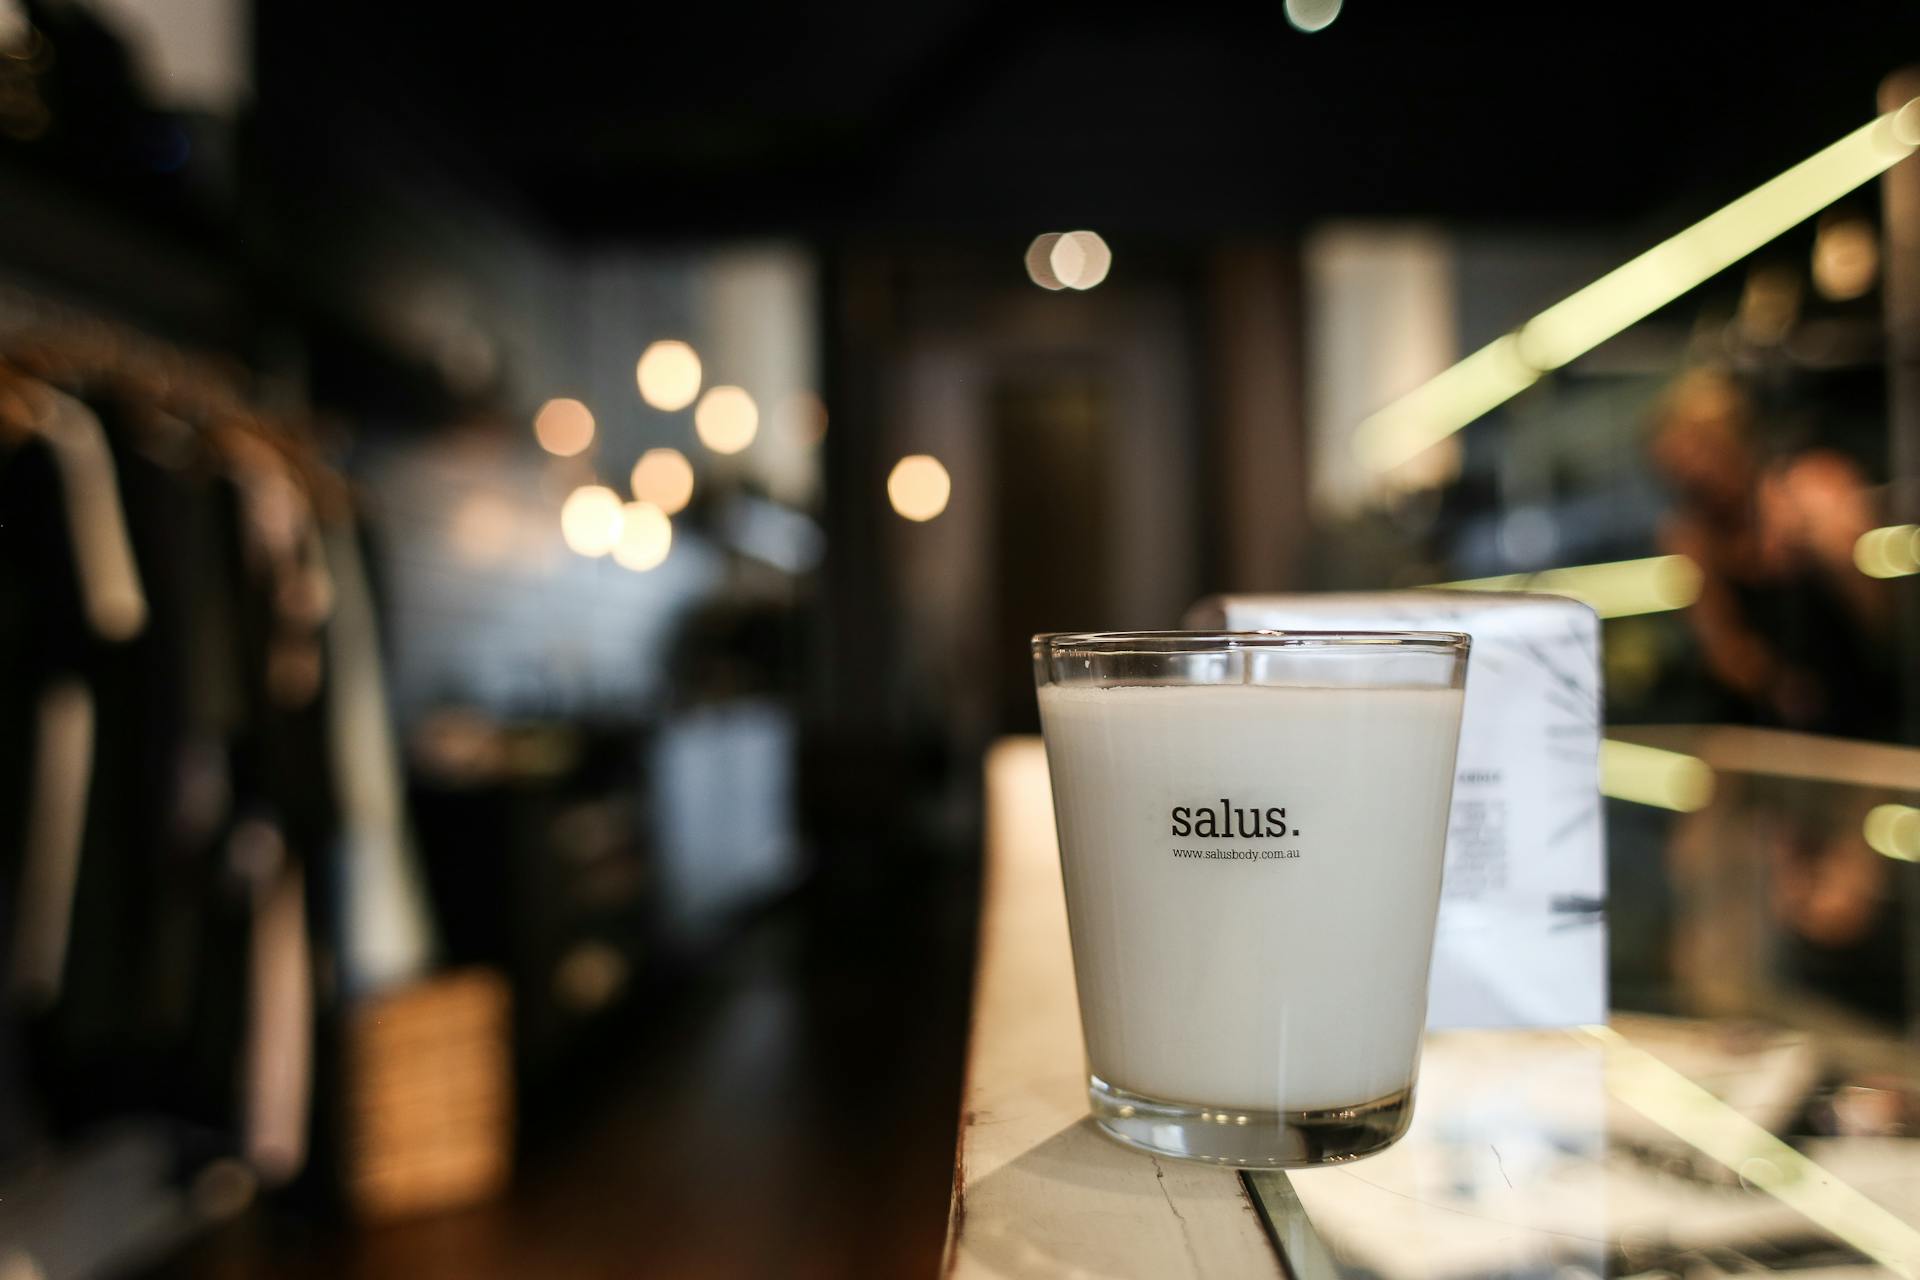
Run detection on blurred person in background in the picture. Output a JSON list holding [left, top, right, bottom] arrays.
[[1651, 368, 1904, 1020], [1650, 368, 1894, 739]]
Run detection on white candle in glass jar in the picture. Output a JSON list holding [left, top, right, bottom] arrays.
[[1038, 682, 1464, 1113]]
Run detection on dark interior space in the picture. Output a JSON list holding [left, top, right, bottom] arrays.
[[1, 0, 1918, 1275]]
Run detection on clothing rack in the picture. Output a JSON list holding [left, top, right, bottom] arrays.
[[0, 283, 441, 1269]]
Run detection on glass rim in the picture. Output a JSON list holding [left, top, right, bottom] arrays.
[[1033, 629, 1471, 658]]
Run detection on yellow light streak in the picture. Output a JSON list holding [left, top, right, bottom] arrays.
[[1599, 739, 1715, 812], [1359, 101, 1920, 472], [1354, 335, 1538, 471], [1517, 113, 1914, 370], [1864, 803, 1920, 862], [1578, 1024, 1920, 1277], [1432, 553, 1702, 619], [1853, 523, 1920, 578]]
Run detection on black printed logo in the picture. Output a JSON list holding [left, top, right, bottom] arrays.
[[1169, 800, 1297, 839]]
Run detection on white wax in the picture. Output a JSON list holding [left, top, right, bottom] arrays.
[[1037, 682, 1464, 1112]]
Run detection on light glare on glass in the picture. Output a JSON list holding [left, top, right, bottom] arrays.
[[629, 447, 695, 515], [1895, 98, 1920, 146], [1513, 106, 1918, 371], [1355, 336, 1536, 472], [1853, 524, 1920, 578], [694, 385, 759, 454], [1358, 97, 1920, 472], [612, 501, 672, 571], [1599, 740, 1715, 812], [533, 397, 595, 456], [1578, 1024, 1920, 1275], [1284, 0, 1343, 32], [1433, 554, 1702, 619], [636, 340, 703, 411], [887, 454, 951, 522], [1864, 804, 1920, 862], [559, 484, 625, 557]]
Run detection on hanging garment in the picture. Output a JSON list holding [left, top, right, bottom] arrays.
[[230, 819, 312, 1187], [24, 384, 146, 644], [0, 381, 146, 1013], [7, 679, 93, 1006], [323, 525, 436, 995]]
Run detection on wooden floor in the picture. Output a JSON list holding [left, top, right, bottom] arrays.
[[153, 858, 980, 1280]]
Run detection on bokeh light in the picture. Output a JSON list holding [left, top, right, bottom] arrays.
[[1811, 215, 1880, 301], [887, 454, 951, 522], [559, 485, 625, 557], [694, 385, 759, 454], [775, 389, 829, 445], [630, 447, 695, 515], [1025, 233, 1065, 290], [534, 397, 595, 456], [448, 492, 519, 566], [1284, 0, 1343, 32], [1026, 231, 1113, 291], [553, 941, 630, 1012], [612, 501, 672, 571], [636, 340, 702, 412], [1050, 231, 1112, 290]]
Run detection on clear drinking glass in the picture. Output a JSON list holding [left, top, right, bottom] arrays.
[[1032, 630, 1470, 1167]]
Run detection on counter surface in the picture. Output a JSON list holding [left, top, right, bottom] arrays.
[[952, 734, 1920, 1279], [943, 737, 1281, 1279]]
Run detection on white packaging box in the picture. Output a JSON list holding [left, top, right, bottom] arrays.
[[1184, 591, 1606, 1029]]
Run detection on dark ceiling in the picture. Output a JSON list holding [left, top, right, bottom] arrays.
[[261, 0, 1920, 242]]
